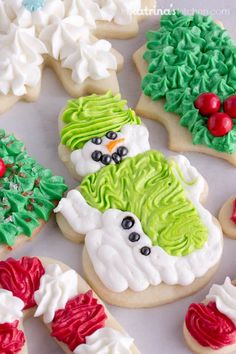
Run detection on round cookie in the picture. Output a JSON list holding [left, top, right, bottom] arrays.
[[219, 195, 236, 239], [133, 11, 236, 166], [0, 256, 139, 353], [0, 130, 67, 258], [55, 92, 223, 308], [184, 278, 236, 353]]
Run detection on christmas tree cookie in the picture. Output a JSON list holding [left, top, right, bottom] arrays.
[[0, 256, 139, 353], [133, 11, 236, 166], [55, 92, 223, 308], [184, 277, 236, 353], [0, 130, 67, 257], [219, 195, 236, 239]]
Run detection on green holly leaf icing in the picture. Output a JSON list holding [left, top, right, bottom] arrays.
[[142, 12, 236, 153], [80, 150, 208, 257], [0, 130, 68, 246], [60, 91, 141, 150]]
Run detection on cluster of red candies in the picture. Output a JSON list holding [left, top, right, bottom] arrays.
[[195, 93, 236, 137]]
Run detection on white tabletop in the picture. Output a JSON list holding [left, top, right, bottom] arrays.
[[2, 1, 236, 353]]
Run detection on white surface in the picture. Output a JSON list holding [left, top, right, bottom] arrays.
[[1, 1, 236, 353]]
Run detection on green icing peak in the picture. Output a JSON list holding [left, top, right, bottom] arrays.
[[80, 150, 208, 257], [142, 12, 236, 154], [61, 91, 141, 150], [0, 130, 68, 246]]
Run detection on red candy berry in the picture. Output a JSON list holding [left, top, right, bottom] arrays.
[[0, 159, 6, 178], [195, 93, 221, 116], [207, 112, 233, 137], [224, 95, 236, 118]]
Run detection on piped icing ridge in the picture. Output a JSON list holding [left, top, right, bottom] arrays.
[[142, 11, 236, 154], [0, 256, 134, 353], [61, 91, 141, 150], [0, 129, 67, 247], [185, 278, 236, 350]]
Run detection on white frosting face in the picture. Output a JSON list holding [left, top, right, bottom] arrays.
[[0, 25, 47, 96], [62, 39, 117, 83], [70, 124, 150, 176], [74, 327, 134, 354], [34, 263, 78, 323], [39, 15, 90, 60], [56, 155, 222, 292], [0, 289, 24, 324], [206, 277, 236, 324], [54, 189, 103, 235]]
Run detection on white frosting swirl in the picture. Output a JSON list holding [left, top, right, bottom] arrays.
[[71, 124, 150, 176], [0, 289, 24, 324], [94, 0, 141, 25], [34, 263, 78, 323], [0, 1, 11, 32], [4, 0, 65, 32], [54, 189, 103, 234], [62, 39, 117, 83], [74, 327, 134, 354], [0, 24, 47, 96], [206, 277, 236, 324], [39, 15, 90, 60]]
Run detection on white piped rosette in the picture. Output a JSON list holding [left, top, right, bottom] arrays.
[[0, 0, 142, 96], [0, 257, 134, 353]]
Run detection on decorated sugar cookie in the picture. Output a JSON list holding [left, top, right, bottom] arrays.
[[0, 256, 138, 354], [55, 92, 223, 308], [219, 195, 236, 239], [0, 0, 127, 114], [0, 129, 67, 257], [133, 11, 236, 166], [184, 277, 236, 353]]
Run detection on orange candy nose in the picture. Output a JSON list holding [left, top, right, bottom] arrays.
[[106, 138, 125, 153]]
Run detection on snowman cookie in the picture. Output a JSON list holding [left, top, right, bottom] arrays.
[[133, 11, 236, 166], [55, 92, 223, 308], [219, 195, 236, 239], [0, 129, 67, 258], [0, 256, 138, 354], [184, 277, 236, 354], [0, 0, 127, 114]]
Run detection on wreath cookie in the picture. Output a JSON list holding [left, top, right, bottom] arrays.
[[184, 277, 236, 354], [55, 92, 223, 308], [219, 195, 236, 239], [0, 256, 138, 354], [133, 11, 236, 166], [0, 129, 67, 257]]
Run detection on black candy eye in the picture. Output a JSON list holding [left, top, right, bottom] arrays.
[[140, 246, 151, 256], [91, 151, 102, 162], [121, 216, 135, 230], [91, 137, 102, 145], [101, 154, 112, 165], [112, 152, 122, 164], [106, 131, 117, 140], [117, 146, 128, 157], [129, 232, 141, 242]]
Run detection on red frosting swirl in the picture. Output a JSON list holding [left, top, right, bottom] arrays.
[[0, 257, 45, 309], [0, 320, 25, 354], [231, 199, 236, 224], [185, 302, 236, 349], [51, 290, 107, 351]]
